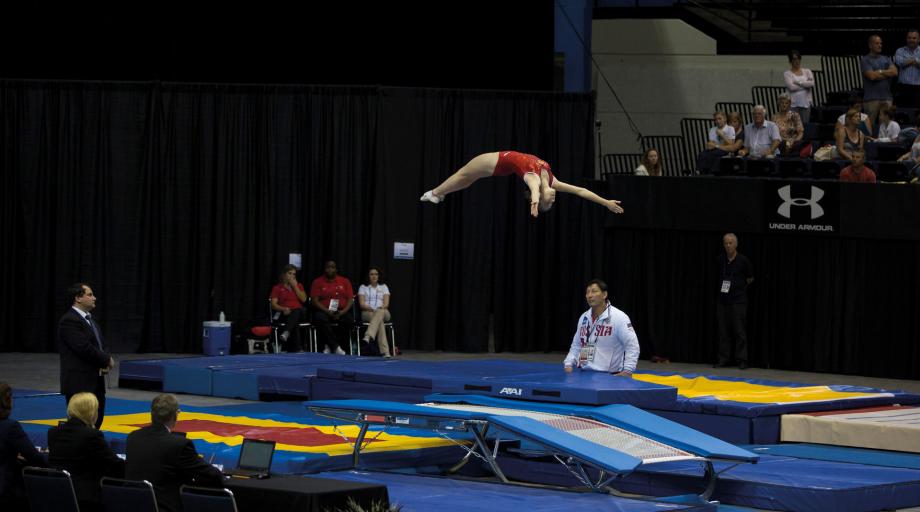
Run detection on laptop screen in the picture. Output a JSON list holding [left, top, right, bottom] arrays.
[[237, 438, 275, 471]]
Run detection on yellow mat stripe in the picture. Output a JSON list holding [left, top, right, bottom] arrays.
[[633, 374, 883, 404]]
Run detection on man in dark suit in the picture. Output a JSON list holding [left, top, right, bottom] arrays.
[[126, 394, 224, 512], [58, 283, 114, 429]]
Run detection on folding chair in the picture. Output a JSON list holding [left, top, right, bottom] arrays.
[[22, 466, 80, 512], [180, 485, 238, 512], [100, 477, 159, 512], [269, 299, 317, 352]]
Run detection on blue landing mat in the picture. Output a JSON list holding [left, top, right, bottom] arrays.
[[745, 443, 920, 470], [497, 453, 920, 511], [314, 470, 716, 511]]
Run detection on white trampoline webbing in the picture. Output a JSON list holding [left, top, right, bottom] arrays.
[[418, 402, 695, 464]]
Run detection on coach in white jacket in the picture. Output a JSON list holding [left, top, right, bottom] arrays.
[[564, 279, 640, 376]]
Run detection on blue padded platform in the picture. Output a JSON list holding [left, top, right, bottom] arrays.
[[314, 360, 677, 407], [315, 470, 716, 511], [211, 354, 372, 400], [154, 354, 370, 397], [496, 451, 920, 511]]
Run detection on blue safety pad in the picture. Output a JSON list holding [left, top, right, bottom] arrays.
[[308, 399, 485, 420], [316, 360, 677, 407], [648, 409, 780, 445], [312, 378, 439, 403], [313, 470, 716, 511], [744, 443, 920, 470], [434, 370, 677, 407], [426, 394, 756, 462], [154, 353, 367, 398], [211, 354, 370, 400]]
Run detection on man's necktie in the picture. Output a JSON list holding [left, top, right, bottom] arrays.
[[85, 313, 103, 349]]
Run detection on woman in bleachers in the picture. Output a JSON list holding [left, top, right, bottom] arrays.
[[836, 94, 873, 137], [634, 148, 662, 176], [870, 104, 900, 142], [772, 94, 805, 156], [784, 50, 815, 124], [696, 111, 735, 174], [726, 112, 746, 155], [836, 109, 866, 161]]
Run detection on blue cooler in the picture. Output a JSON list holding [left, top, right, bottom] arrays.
[[202, 321, 231, 356]]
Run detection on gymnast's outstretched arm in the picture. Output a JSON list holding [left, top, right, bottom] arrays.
[[552, 179, 624, 213]]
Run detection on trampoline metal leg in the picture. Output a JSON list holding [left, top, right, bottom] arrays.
[[471, 425, 508, 483], [700, 459, 716, 501], [352, 422, 370, 467]]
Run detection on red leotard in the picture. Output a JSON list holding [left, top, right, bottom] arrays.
[[493, 151, 555, 186]]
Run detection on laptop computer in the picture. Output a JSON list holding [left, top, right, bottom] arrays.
[[225, 438, 275, 478]]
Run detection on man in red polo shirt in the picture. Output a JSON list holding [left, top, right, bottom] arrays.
[[270, 264, 307, 351], [839, 149, 877, 183], [310, 260, 354, 354]]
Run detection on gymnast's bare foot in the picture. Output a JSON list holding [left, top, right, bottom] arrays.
[[420, 190, 443, 204]]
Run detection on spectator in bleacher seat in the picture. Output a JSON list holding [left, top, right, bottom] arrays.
[[772, 94, 805, 156], [894, 111, 920, 147], [835, 94, 872, 136], [894, 29, 920, 108], [869, 104, 900, 143], [696, 111, 735, 174], [861, 34, 898, 129], [784, 50, 815, 124], [726, 112, 745, 155], [634, 148, 662, 176], [836, 109, 866, 162], [839, 150, 876, 183], [896, 131, 920, 175], [737, 105, 780, 158]]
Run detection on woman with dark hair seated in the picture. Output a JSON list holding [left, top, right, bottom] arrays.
[[0, 381, 47, 510], [48, 392, 125, 512]]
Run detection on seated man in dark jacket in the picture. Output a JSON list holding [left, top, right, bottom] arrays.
[[48, 392, 125, 512], [0, 381, 47, 510], [126, 394, 223, 512]]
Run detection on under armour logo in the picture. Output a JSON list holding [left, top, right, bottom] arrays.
[[777, 185, 824, 219]]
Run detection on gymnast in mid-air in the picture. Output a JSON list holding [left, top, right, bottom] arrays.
[[420, 151, 624, 217]]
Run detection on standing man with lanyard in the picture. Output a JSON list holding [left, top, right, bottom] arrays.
[[58, 283, 115, 429], [714, 233, 754, 370], [564, 279, 639, 376]]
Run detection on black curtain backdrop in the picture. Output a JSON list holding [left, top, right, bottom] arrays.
[[605, 229, 920, 380], [1, 80, 602, 356]]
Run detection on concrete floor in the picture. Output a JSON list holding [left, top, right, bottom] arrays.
[[3, 351, 919, 405]]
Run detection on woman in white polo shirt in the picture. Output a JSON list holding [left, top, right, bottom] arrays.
[[358, 267, 392, 357]]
